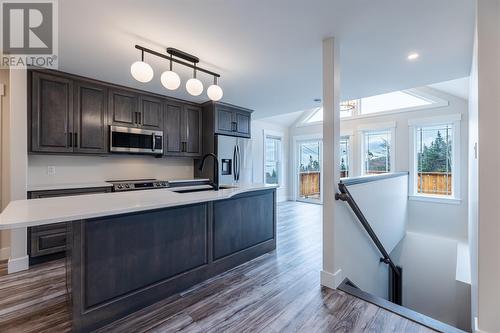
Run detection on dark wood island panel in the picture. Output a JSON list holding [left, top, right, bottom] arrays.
[[68, 189, 276, 332]]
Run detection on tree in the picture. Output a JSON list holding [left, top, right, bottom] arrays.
[[418, 130, 451, 173]]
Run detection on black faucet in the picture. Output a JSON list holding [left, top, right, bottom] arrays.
[[199, 153, 219, 191]]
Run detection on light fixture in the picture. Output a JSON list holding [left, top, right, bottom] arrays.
[[207, 76, 223, 101], [130, 50, 154, 83], [132, 45, 222, 100], [186, 65, 204, 96], [407, 52, 419, 61], [160, 55, 181, 90]]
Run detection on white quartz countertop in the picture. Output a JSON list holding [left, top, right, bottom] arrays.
[[26, 182, 113, 191], [0, 184, 277, 230]]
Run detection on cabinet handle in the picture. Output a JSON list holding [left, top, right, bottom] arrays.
[[67, 132, 72, 147], [74, 133, 78, 148], [137, 112, 142, 125]]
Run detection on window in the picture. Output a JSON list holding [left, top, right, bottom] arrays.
[[297, 89, 447, 126], [409, 114, 461, 202], [360, 90, 432, 115], [265, 135, 282, 185], [363, 130, 392, 175], [340, 136, 350, 178]]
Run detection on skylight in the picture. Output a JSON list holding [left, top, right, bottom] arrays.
[[360, 91, 432, 115], [300, 89, 441, 125]]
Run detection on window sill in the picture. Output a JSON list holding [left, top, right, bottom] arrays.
[[408, 195, 462, 205]]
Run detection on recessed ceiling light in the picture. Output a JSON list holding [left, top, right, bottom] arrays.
[[407, 53, 419, 61]]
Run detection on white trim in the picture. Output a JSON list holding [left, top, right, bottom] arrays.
[[357, 121, 396, 131], [263, 130, 284, 187], [0, 247, 10, 260], [8, 255, 29, 274], [409, 195, 462, 205], [408, 113, 462, 126], [408, 114, 461, 201], [474, 317, 488, 333], [320, 269, 343, 289]]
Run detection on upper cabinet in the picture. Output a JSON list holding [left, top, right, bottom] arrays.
[[164, 101, 202, 157], [31, 72, 74, 153], [74, 82, 108, 154], [108, 89, 139, 127], [139, 95, 163, 131], [204, 102, 253, 138]]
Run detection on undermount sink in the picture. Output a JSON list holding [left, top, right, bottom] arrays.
[[219, 185, 238, 189], [172, 187, 215, 194]]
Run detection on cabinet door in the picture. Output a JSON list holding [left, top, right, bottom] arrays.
[[31, 72, 74, 153], [184, 105, 202, 156], [213, 190, 275, 259], [109, 89, 139, 126], [74, 82, 108, 154], [215, 106, 234, 135], [164, 102, 183, 155], [235, 112, 251, 137], [140, 95, 163, 130]]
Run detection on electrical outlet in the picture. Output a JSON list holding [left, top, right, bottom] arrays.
[[47, 166, 56, 176]]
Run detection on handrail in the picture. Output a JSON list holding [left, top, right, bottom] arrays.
[[335, 182, 402, 304], [340, 171, 409, 186]]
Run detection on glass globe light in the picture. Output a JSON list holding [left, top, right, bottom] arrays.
[[130, 61, 153, 83], [186, 78, 204, 96], [161, 70, 181, 90], [207, 84, 223, 101]]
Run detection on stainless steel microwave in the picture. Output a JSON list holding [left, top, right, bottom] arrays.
[[110, 126, 163, 155]]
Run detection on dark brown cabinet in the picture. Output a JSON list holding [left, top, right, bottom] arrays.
[[109, 89, 139, 127], [27, 186, 112, 264], [140, 95, 163, 130], [74, 82, 108, 154], [164, 102, 202, 157], [30, 71, 108, 154], [204, 102, 253, 138], [31, 72, 74, 153]]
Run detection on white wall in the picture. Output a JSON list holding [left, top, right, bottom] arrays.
[[0, 69, 10, 260], [250, 120, 289, 202], [335, 175, 408, 299], [391, 231, 470, 331], [28, 155, 193, 186], [468, 10, 479, 331], [474, 1, 500, 331]]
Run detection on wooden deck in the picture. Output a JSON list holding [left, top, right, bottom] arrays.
[[0, 202, 435, 333]]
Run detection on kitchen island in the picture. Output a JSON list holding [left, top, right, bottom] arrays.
[[0, 184, 277, 332]]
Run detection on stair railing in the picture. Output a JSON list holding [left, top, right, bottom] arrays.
[[335, 182, 403, 305]]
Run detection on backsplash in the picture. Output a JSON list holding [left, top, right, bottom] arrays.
[[28, 155, 194, 186]]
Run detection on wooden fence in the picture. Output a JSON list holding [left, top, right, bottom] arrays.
[[417, 172, 452, 195], [299, 172, 320, 197]]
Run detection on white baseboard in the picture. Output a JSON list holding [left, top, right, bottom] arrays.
[[320, 269, 343, 289], [0, 247, 10, 260], [8, 255, 29, 274], [474, 317, 489, 333]]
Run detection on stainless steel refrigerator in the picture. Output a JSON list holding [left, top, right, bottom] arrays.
[[216, 135, 253, 185]]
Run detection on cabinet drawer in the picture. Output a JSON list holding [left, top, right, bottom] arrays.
[[30, 228, 67, 257]]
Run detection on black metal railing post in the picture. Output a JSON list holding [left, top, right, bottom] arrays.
[[336, 182, 403, 305]]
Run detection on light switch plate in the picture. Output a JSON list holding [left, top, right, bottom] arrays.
[[47, 166, 56, 176]]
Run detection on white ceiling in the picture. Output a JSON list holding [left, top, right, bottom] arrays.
[[59, 0, 475, 118], [429, 77, 470, 100]]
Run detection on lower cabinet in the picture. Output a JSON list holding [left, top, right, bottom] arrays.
[[27, 187, 112, 263], [212, 190, 275, 259]]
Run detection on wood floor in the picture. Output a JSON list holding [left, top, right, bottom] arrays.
[[0, 202, 436, 333]]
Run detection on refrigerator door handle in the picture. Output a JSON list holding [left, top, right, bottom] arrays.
[[233, 145, 238, 182], [236, 144, 241, 181]]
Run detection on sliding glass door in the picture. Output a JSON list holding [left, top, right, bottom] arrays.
[[296, 140, 323, 204]]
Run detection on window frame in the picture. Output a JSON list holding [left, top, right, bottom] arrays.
[[339, 131, 353, 178], [263, 130, 283, 186], [358, 122, 396, 176], [408, 114, 462, 204]]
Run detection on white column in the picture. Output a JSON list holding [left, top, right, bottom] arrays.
[[7, 68, 28, 274], [320, 37, 342, 289], [475, 0, 500, 331]]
